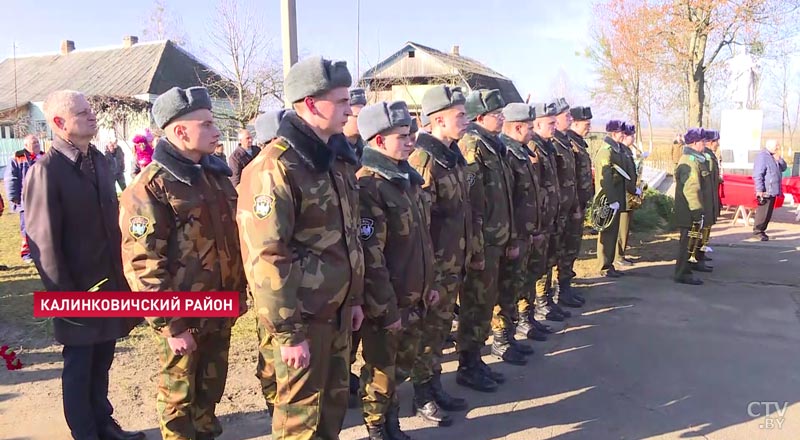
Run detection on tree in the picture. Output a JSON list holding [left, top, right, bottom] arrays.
[[142, 0, 189, 47], [201, 0, 283, 131]]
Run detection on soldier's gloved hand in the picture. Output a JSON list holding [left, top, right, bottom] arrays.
[[168, 330, 197, 356], [506, 245, 520, 260], [351, 305, 365, 332], [384, 318, 402, 332], [281, 340, 310, 369], [426, 289, 440, 306], [636, 188, 642, 196], [609, 201, 620, 211]]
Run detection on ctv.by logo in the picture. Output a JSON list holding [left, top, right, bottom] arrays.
[[748, 401, 788, 429]]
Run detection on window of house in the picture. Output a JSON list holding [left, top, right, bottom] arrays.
[[408, 50, 415, 58]]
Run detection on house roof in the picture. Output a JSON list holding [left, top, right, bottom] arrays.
[[0, 40, 223, 110], [361, 41, 522, 104]]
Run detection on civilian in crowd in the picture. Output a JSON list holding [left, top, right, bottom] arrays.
[[227, 128, 260, 187], [752, 139, 788, 241], [103, 139, 126, 190], [4, 134, 44, 263]]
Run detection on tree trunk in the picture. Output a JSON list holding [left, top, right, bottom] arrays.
[[688, 65, 705, 127]]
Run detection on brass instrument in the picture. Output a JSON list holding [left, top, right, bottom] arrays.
[[687, 215, 705, 264], [626, 149, 648, 210], [590, 190, 618, 232], [700, 226, 712, 254]]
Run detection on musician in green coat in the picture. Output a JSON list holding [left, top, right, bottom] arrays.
[[594, 120, 628, 277], [674, 128, 709, 285]]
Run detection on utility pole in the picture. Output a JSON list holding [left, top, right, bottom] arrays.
[[281, 0, 298, 107], [356, 0, 360, 84]]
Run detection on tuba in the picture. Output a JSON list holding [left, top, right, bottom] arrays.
[[590, 190, 618, 232], [687, 215, 705, 264]]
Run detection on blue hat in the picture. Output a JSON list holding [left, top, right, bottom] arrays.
[[570, 106, 593, 121], [605, 120, 624, 132], [703, 129, 720, 141], [684, 128, 706, 144], [622, 123, 636, 136]]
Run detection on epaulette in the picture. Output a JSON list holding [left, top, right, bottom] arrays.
[[267, 137, 290, 158]]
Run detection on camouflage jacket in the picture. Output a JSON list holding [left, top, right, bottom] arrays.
[[356, 146, 435, 327], [594, 136, 628, 210], [337, 150, 365, 306], [458, 123, 515, 258], [236, 113, 365, 346], [674, 147, 708, 228], [409, 132, 473, 282], [552, 130, 579, 216], [566, 129, 595, 209], [120, 139, 247, 337], [500, 133, 540, 247], [529, 134, 560, 233]]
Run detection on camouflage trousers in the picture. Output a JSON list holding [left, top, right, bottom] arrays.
[[458, 245, 505, 352], [411, 270, 461, 384], [360, 311, 424, 425], [156, 326, 232, 440], [492, 242, 529, 330], [555, 210, 585, 283], [268, 322, 351, 440], [256, 321, 277, 408], [519, 232, 550, 314]]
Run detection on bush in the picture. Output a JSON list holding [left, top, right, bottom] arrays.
[[631, 188, 675, 232]]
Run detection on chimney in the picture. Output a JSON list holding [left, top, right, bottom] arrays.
[[451, 45, 460, 56], [60, 40, 75, 55], [123, 35, 139, 48]]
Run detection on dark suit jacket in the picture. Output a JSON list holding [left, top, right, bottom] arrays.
[[228, 144, 261, 187], [24, 136, 140, 345]]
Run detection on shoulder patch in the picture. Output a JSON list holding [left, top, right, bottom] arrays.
[[467, 172, 477, 187], [359, 218, 375, 240], [253, 194, 275, 219], [128, 215, 152, 240]]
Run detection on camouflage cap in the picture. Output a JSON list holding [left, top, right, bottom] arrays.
[[284, 55, 352, 103], [622, 122, 636, 136], [421, 85, 466, 116], [152, 86, 213, 129], [553, 97, 570, 114], [531, 102, 558, 119], [570, 106, 593, 121], [605, 120, 625, 132], [465, 89, 506, 121], [703, 129, 720, 141], [684, 128, 706, 144], [357, 100, 412, 141], [350, 88, 367, 106], [255, 109, 290, 144], [502, 102, 535, 122]]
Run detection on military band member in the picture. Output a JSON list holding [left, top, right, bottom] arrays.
[[408, 85, 471, 424], [674, 128, 710, 285], [550, 98, 583, 308], [120, 86, 248, 440], [237, 56, 365, 439], [595, 120, 629, 277], [616, 122, 640, 267], [699, 129, 722, 266], [565, 106, 595, 302], [356, 100, 439, 439], [497, 103, 550, 342]]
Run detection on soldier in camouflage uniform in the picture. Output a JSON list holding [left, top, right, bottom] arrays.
[[356, 100, 440, 439], [674, 128, 710, 285], [408, 85, 472, 424], [458, 89, 532, 371], [345, 88, 368, 161], [550, 98, 584, 309], [616, 122, 640, 268], [120, 86, 248, 440], [525, 103, 569, 324], [236, 56, 366, 440], [565, 106, 595, 302], [595, 121, 629, 277], [497, 104, 552, 343]]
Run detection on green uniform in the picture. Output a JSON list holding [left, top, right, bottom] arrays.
[[616, 144, 639, 259], [458, 123, 515, 349], [552, 130, 579, 283], [408, 131, 472, 384], [356, 147, 435, 426], [594, 136, 628, 272], [565, 129, 594, 275], [120, 140, 247, 440], [527, 134, 560, 300], [674, 147, 707, 280], [237, 114, 365, 440]]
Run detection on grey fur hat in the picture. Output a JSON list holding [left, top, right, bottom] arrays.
[[357, 101, 412, 141], [502, 103, 535, 122], [152, 86, 213, 129], [255, 109, 290, 144], [531, 102, 558, 119], [284, 55, 352, 103], [421, 85, 466, 116], [349, 88, 367, 106]]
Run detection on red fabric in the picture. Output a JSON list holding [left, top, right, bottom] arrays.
[[720, 174, 786, 209]]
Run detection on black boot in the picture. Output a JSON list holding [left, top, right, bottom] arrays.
[[412, 382, 453, 426], [430, 370, 468, 411], [491, 329, 527, 365], [456, 350, 498, 392], [98, 419, 145, 440], [386, 399, 413, 440], [349, 372, 360, 408], [558, 281, 583, 308], [266, 402, 274, 418], [507, 326, 534, 355], [548, 296, 572, 318], [366, 424, 389, 440], [477, 355, 506, 384], [534, 295, 564, 322], [690, 261, 713, 272], [516, 310, 547, 341]]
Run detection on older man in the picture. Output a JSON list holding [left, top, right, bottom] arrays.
[[5, 134, 44, 263], [103, 139, 126, 191], [227, 128, 260, 187], [23, 90, 143, 440], [753, 139, 788, 241]]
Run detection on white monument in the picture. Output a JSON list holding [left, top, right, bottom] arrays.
[[728, 48, 761, 110]]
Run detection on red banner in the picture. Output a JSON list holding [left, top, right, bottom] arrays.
[[33, 292, 240, 318]]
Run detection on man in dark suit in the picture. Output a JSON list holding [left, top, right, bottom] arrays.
[[227, 128, 260, 187], [24, 89, 144, 440]]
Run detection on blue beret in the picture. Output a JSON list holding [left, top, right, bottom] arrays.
[[605, 120, 624, 132], [502, 103, 535, 122], [703, 129, 720, 141], [421, 85, 466, 116], [255, 109, 290, 144], [284, 55, 352, 103], [684, 128, 706, 144], [570, 106, 593, 121], [465, 89, 505, 121], [553, 97, 570, 114], [531, 102, 558, 119], [357, 100, 412, 141], [622, 122, 636, 136], [152, 86, 213, 129], [349, 88, 367, 106]]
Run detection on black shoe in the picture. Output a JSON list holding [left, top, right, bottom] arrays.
[[386, 400, 414, 440], [559, 295, 583, 308], [572, 292, 586, 304], [676, 277, 703, 285], [690, 262, 713, 273], [705, 256, 713, 261], [602, 270, 623, 278], [533, 298, 564, 322], [530, 316, 555, 334], [456, 351, 499, 392], [548, 300, 572, 319], [442, 333, 456, 350], [266, 402, 274, 418], [196, 433, 218, 440], [430, 371, 468, 411], [507, 327, 534, 355], [491, 329, 528, 365], [99, 419, 145, 440], [412, 383, 453, 426], [0, 264, 9, 271], [516, 312, 547, 341], [349, 372, 360, 408], [366, 424, 390, 440], [615, 259, 633, 267], [760, 233, 769, 241], [477, 357, 506, 384]]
